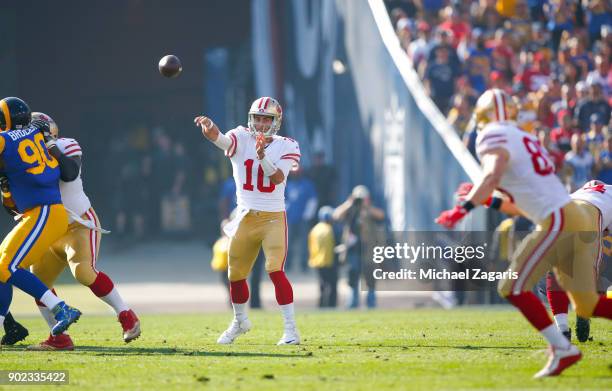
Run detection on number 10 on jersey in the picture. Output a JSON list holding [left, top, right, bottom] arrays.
[[243, 159, 275, 193]]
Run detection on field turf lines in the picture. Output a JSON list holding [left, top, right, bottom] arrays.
[[0, 309, 610, 390]]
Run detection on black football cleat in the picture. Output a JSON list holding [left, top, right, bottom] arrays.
[[575, 316, 590, 343], [1, 313, 29, 345]]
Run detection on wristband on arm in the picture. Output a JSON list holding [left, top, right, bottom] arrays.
[[212, 133, 232, 151], [259, 156, 277, 176], [486, 196, 503, 210]]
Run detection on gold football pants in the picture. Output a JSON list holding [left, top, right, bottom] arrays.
[[499, 200, 603, 318], [0, 204, 68, 283], [31, 208, 102, 287], [227, 210, 287, 282]]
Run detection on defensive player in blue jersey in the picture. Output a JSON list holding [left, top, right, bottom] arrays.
[[0, 97, 81, 337]]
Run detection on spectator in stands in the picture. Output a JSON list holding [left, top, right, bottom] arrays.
[[575, 81, 611, 131], [475, 5, 503, 38], [564, 133, 595, 191], [462, 28, 492, 94], [538, 128, 566, 173], [586, 113, 608, 156], [387, 0, 419, 21], [567, 36, 593, 78], [544, 0, 576, 52], [551, 83, 576, 117], [510, 1, 534, 45], [551, 110, 578, 152], [586, 54, 612, 97], [496, 0, 518, 18], [528, 0, 547, 22], [426, 28, 461, 70], [439, 5, 471, 47], [585, 0, 612, 44], [409, 21, 432, 67], [424, 46, 460, 113], [490, 70, 510, 91], [515, 82, 539, 133], [535, 84, 556, 129], [447, 94, 473, 135], [421, 0, 446, 21], [397, 17, 414, 53], [517, 51, 551, 92]]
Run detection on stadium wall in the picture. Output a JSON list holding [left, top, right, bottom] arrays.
[[253, 0, 485, 230]]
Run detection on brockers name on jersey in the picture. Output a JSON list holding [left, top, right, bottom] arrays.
[[571, 181, 612, 231], [56, 137, 92, 221], [226, 126, 300, 212], [476, 122, 571, 223]]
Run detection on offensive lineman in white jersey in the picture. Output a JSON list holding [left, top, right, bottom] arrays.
[[436, 89, 612, 378], [195, 97, 301, 345], [21, 112, 140, 350]]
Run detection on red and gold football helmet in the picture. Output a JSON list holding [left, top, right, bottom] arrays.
[[473, 89, 518, 129], [31, 112, 59, 138], [248, 97, 283, 136]]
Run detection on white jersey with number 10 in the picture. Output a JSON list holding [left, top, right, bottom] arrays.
[[225, 126, 300, 212]]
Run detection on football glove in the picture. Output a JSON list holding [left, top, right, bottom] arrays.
[[30, 119, 56, 148], [435, 204, 469, 229]]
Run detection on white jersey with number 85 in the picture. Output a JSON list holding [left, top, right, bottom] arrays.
[[476, 122, 570, 223]]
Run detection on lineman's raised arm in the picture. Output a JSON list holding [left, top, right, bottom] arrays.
[[194, 116, 232, 151]]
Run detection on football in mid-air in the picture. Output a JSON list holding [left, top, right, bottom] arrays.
[[158, 55, 182, 78]]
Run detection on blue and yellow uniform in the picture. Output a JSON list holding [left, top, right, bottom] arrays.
[[0, 124, 68, 282]]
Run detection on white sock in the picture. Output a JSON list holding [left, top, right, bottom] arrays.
[[37, 305, 56, 331], [99, 288, 129, 315], [232, 303, 248, 322], [0, 315, 4, 325], [279, 303, 295, 329], [541, 324, 571, 349], [39, 290, 62, 310], [554, 313, 569, 332]]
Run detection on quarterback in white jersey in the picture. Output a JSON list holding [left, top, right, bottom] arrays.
[[195, 97, 300, 346], [436, 89, 612, 378], [25, 112, 140, 350], [226, 125, 300, 213]]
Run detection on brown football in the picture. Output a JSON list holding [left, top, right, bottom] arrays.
[[158, 55, 182, 78]]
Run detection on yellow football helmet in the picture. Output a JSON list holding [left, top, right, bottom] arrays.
[[248, 97, 283, 136], [473, 89, 518, 129], [31, 112, 59, 138]]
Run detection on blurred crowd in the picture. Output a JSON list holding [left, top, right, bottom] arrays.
[[106, 125, 219, 244], [387, 0, 612, 190]]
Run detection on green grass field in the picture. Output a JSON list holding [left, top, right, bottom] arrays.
[[0, 309, 610, 390]]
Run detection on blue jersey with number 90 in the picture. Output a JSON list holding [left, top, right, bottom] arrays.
[[0, 125, 62, 212]]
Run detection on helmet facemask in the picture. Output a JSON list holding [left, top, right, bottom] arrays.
[[248, 113, 279, 137]]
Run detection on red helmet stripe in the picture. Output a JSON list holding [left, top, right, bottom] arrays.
[[493, 90, 505, 121], [258, 98, 264, 109], [264, 98, 270, 109], [500, 92, 508, 120]]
